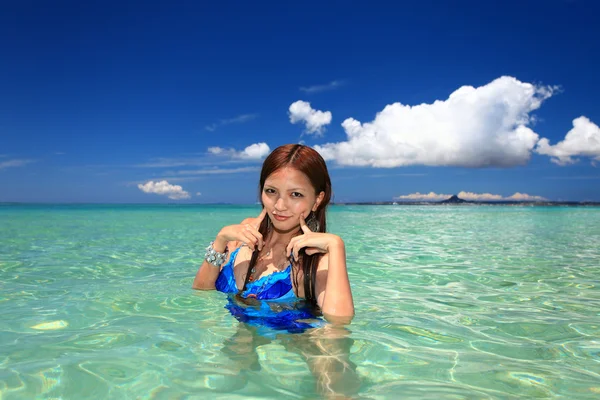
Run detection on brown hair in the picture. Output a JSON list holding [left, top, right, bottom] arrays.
[[242, 144, 332, 309]]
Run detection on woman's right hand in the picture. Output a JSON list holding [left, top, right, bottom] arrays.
[[216, 208, 267, 251]]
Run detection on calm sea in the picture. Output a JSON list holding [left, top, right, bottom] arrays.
[[1, 204, 599, 399]]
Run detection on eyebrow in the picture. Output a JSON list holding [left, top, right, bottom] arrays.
[[264, 185, 307, 191]]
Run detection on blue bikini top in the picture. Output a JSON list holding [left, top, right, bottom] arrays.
[[215, 247, 298, 301], [215, 246, 325, 335]]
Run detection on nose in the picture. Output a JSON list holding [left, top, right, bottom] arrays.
[[274, 196, 287, 211]]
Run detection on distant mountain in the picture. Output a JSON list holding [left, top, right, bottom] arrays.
[[440, 194, 470, 204]]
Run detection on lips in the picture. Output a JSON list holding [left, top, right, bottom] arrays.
[[273, 214, 291, 221]]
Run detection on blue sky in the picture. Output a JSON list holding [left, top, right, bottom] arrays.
[[1, 0, 599, 203]]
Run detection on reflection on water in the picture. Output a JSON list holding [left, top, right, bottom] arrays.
[[221, 322, 360, 398]]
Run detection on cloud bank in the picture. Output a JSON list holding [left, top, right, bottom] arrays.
[[208, 142, 270, 160], [289, 101, 332, 136], [314, 76, 558, 168], [394, 191, 546, 201], [138, 180, 191, 200], [536, 116, 600, 165]]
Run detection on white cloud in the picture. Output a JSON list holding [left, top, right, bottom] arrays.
[[314, 76, 558, 168], [0, 158, 35, 170], [506, 192, 546, 201], [205, 113, 257, 132], [138, 180, 190, 200], [207, 147, 235, 157], [535, 116, 600, 165], [208, 142, 270, 160], [196, 192, 202, 196], [394, 192, 450, 201], [289, 100, 332, 136], [457, 191, 504, 201], [241, 142, 270, 159], [139, 176, 199, 183], [394, 191, 546, 201], [300, 80, 344, 94]]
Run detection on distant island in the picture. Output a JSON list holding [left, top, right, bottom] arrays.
[[440, 194, 469, 204], [333, 194, 600, 206]]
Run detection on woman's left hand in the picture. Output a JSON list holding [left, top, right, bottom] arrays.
[[286, 214, 344, 261]]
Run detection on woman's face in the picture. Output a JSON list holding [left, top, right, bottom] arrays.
[[261, 167, 324, 232]]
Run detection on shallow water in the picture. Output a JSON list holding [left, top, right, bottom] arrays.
[[1, 204, 599, 399]]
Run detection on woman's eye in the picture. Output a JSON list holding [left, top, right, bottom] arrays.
[[264, 188, 275, 194], [291, 192, 303, 198]]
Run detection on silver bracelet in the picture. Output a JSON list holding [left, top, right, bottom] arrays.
[[205, 241, 229, 267]]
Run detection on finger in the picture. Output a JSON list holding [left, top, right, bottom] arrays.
[[240, 231, 257, 248], [239, 234, 252, 248], [292, 238, 307, 262], [244, 225, 263, 250], [299, 213, 311, 234], [253, 207, 267, 229], [294, 243, 301, 262], [286, 236, 299, 258]]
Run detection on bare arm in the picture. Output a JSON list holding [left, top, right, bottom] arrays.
[[286, 215, 355, 324], [315, 237, 354, 324], [192, 236, 230, 290], [192, 209, 266, 290]]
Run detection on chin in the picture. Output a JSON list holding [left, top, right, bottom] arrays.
[[272, 220, 300, 232]]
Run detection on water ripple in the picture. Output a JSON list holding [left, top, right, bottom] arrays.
[[1, 204, 600, 398]]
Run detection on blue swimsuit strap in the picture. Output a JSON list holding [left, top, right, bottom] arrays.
[[214, 247, 241, 294]]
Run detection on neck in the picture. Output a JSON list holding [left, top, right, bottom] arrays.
[[266, 226, 301, 248]]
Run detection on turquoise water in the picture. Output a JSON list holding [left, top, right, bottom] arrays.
[[1, 204, 600, 399]]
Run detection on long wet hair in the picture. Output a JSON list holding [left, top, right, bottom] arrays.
[[241, 144, 332, 309]]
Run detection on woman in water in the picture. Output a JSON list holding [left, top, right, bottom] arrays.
[[192, 143, 354, 325], [192, 144, 358, 397]]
